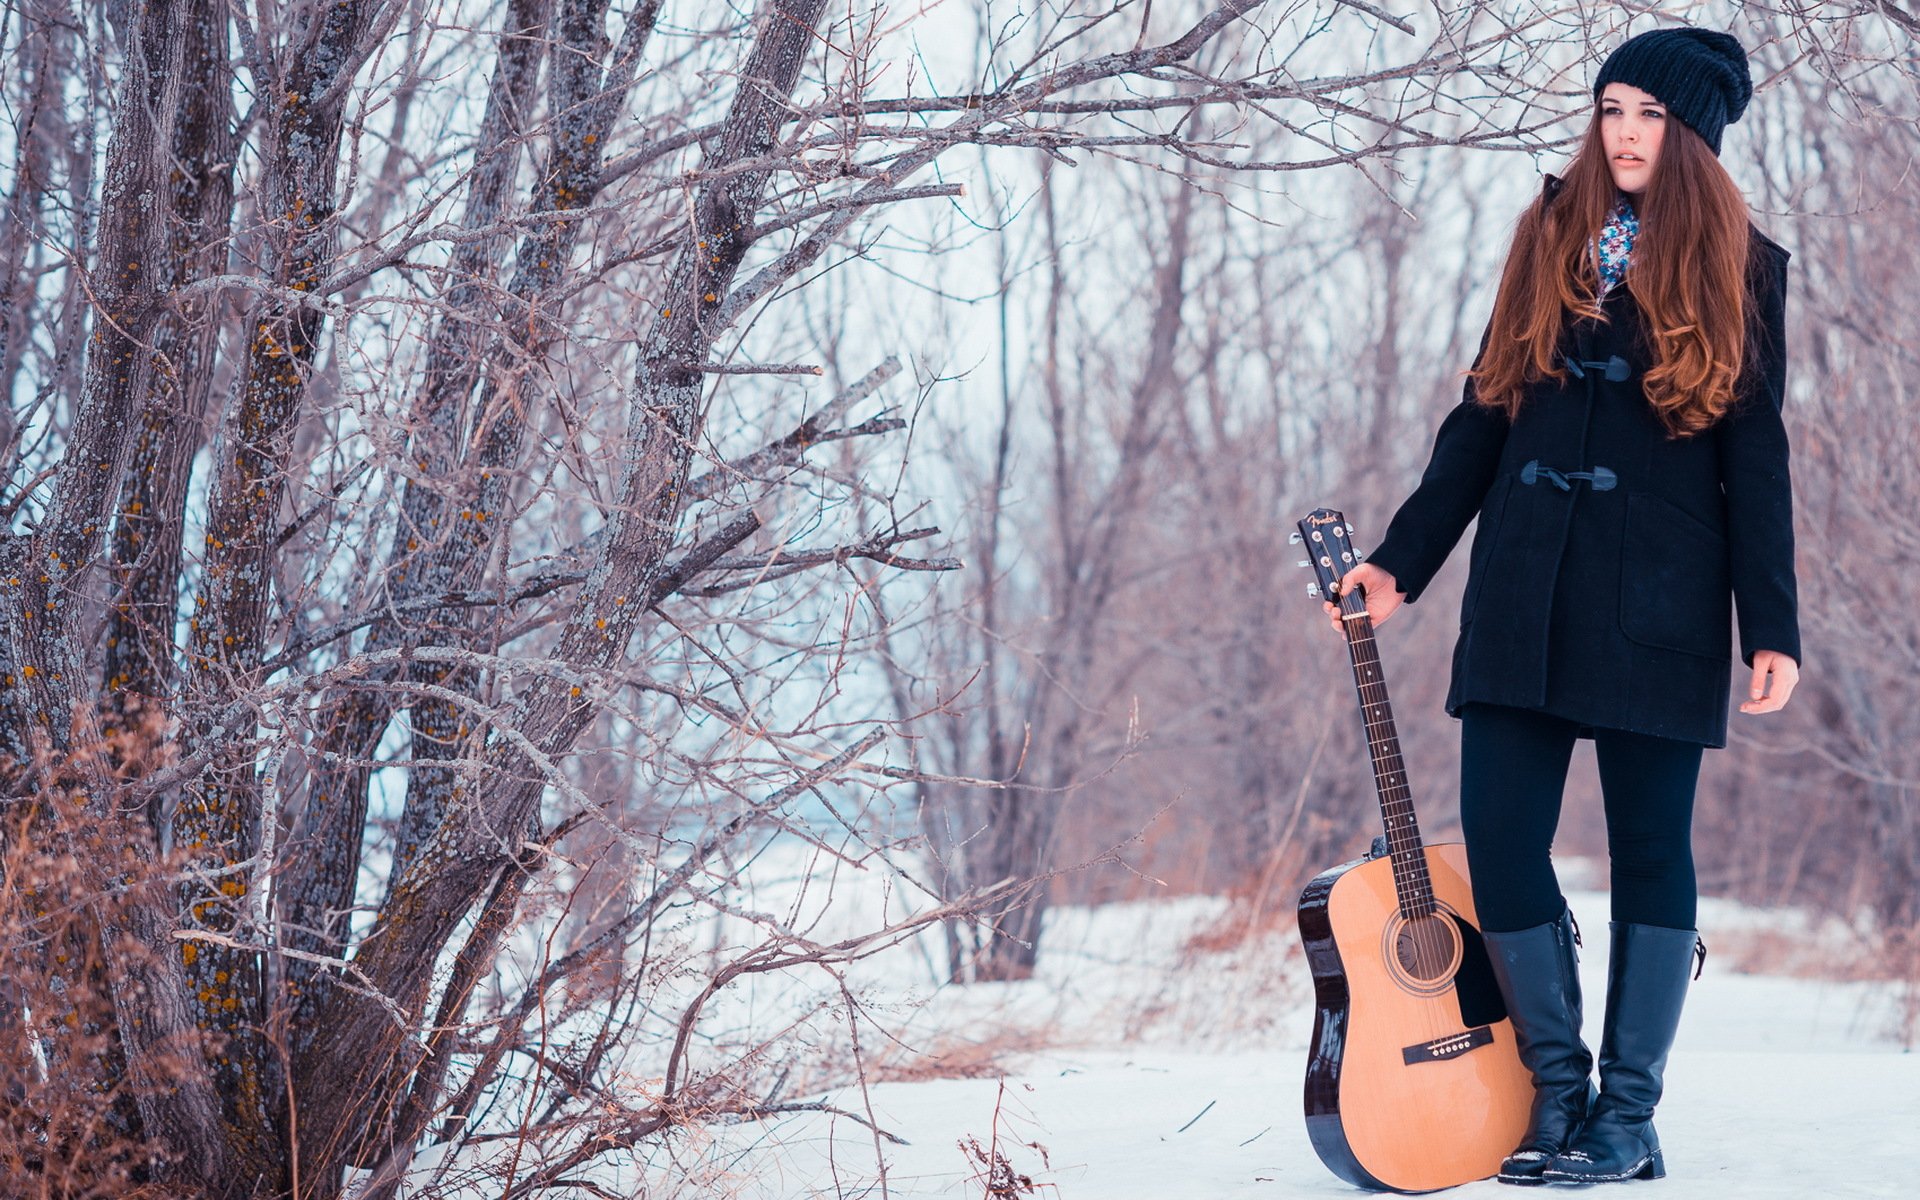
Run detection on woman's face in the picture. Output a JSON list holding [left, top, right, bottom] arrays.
[[1599, 83, 1667, 194]]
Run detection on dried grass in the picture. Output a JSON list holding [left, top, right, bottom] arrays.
[[863, 1025, 1057, 1085]]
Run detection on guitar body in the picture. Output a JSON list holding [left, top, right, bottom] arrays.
[[1290, 508, 1535, 1191], [1298, 840, 1533, 1193]]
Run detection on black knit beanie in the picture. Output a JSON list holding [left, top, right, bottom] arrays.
[[1592, 26, 1752, 156]]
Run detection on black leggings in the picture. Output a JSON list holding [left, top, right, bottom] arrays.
[[1458, 702, 1703, 934]]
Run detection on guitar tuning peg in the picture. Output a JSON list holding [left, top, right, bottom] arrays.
[[1297, 559, 1311, 568], [1289, 531, 1303, 544], [1306, 584, 1320, 598]]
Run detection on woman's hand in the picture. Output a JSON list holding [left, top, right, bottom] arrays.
[[1322, 562, 1406, 633], [1738, 650, 1799, 714]]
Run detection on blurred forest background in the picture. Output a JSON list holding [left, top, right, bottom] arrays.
[[2, 1, 1916, 1197]]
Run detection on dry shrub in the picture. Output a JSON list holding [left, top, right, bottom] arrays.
[[1180, 833, 1325, 958], [862, 1026, 1056, 1085], [1707, 924, 1886, 982], [957, 1079, 1055, 1199], [0, 781, 203, 1199]]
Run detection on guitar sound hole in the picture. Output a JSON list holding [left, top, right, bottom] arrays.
[[1396, 915, 1458, 982], [1381, 910, 1466, 995]]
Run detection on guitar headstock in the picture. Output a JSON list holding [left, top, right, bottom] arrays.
[[1292, 508, 1365, 606]]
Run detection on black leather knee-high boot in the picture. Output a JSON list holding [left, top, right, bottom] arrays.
[[1482, 906, 1596, 1185], [1540, 921, 1703, 1184]]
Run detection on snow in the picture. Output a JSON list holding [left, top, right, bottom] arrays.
[[394, 852, 1917, 1198], [695, 877, 1917, 1199], [751, 1041, 1917, 1198]]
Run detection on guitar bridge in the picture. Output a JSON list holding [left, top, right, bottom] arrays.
[[1401, 1025, 1494, 1065]]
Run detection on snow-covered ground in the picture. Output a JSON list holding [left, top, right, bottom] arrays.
[[402, 849, 1916, 1199], [691, 867, 1916, 1199], [737, 1037, 1917, 1198]]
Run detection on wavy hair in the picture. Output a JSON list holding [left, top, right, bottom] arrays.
[[1468, 103, 1760, 438]]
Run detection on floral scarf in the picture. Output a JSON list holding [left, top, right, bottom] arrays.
[[1595, 193, 1639, 295]]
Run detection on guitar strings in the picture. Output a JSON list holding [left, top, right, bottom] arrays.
[[1341, 592, 1435, 913], [1339, 584, 1453, 1039]]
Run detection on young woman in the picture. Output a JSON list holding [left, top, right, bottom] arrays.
[[1321, 26, 1800, 1187]]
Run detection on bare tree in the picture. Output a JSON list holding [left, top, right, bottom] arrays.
[[7, 0, 1555, 1193]]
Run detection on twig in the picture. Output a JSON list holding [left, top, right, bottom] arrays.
[[675, 360, 825, 375], [1176, 1099, 1215, 1133], [170, 929, 412, 1033]]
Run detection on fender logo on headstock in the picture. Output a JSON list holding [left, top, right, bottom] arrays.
[[1293, 507, 1362, 600]]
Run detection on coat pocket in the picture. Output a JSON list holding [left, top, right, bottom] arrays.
[[1618, 491, 1732, 660]]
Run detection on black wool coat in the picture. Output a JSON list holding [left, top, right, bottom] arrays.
[[1365, 175, 1800, 749]]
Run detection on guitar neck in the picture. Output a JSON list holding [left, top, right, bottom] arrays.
[[1335, 587, 1436, 917]]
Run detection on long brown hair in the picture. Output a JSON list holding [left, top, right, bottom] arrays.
[[1470, 105, 1758, 438]]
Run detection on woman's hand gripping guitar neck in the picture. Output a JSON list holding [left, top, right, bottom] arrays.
[[1322, 562, 1407, 634]]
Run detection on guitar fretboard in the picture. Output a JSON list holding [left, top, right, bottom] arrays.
[[1336, 585, 1437, 918]]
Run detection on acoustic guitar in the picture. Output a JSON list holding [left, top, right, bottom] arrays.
[[1291, 507, 1533, 1192]]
